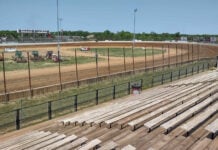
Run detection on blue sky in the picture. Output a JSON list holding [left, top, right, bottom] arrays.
[[0, 0, 218, 34]]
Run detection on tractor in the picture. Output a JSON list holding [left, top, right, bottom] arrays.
[[13, 51, 27, 63], [30, 50, 44, 61]]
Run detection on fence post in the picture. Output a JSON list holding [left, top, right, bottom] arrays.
[[27, 52, 33, 97], [161, 73, 164, 84], [140, 79, 143, 89], [170, 71, 173, 82], [96, 89, 99, 105], [178, 69, 181, 79], [145, 47, 147, 71], [132, 46, 135, 74], [48, 101, 52, 120], [203, 63, 205, 71], [186, 67, 188, 77], [152, 45, 154, 72], [113, 85, 116, 99], [152, 76, 154, 87], [168, 44, 170, 68], [16, 109, 20, 130], [74, 49, 79, 87], [2, 52, 8, 102], [192, 65, 194, 75], [162, 45, 164, 70], [128, 82, 131, 95], [217, 56, 218, 69], [95, 48, 99, 82], [176, 44, 178, 66], [74, 95, 78, 112], [123, 47, 126, 72], [107, 48, 110, 75], [58, 50, 62, 91]]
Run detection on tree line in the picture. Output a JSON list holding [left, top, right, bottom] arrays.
[[0, 30, 217, 42]]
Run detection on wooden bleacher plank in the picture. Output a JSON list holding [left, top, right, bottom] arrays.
[[77, 138, 101, 150], [127, 83, 213, 130], [79, 86, 181, 126], [208, 136, 218, 150], [98, 141, 118, 150], [61, 85, 181, 126], [191, 138, 212, 150], [3, 131, 50, 150], [161, 93, 218, 133], [205, 118, 218, 135], [99, 84, 196, 128], [180, 102, 218, 135], [104, 98, 167, 128], [144, 88, 217, 132], [0, 131, 38, 149], [41, 134, 77, 150], [121, 144, 136, 150], [25, 134, 66, 150], [17, 132, 59, 149], [117, 83, 210, 129], [56, 137, 88, 150], [95, 84, 201, 127]]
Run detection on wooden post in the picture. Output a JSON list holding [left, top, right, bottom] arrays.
[[152, 45, 154, 72], [58, 50, 62, 91], [132, 46, 135, 73], [192, 44, 194, 62], [2, 52, 7, 101], [95, 48, 99, 81], [107, 48, 110, 75], [27, 52, 33, 97], [162, 45, 164, 70], [123, 47, 126, 72], [168, 44, 170, 68], [181, 44, 183, 65], [74, 49, 79, 86], [188, 44, 190, 62], [176, 44, 178, 66], [144, 47, 147, 71]]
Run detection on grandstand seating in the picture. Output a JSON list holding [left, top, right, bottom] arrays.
[[0, 69, 217, 149]]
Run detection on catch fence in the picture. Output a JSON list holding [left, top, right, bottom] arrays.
[[0, 43, 217, 101]]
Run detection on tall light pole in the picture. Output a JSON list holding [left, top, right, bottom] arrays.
[[57, 0, 60, 55], [56, 0, 62, 90], [133, 8, 137, 48]]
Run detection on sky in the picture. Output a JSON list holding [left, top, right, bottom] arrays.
[[0, 0, 218, 34]]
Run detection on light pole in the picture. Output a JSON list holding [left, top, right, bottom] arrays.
[[57, 0, 60, 55], [133, 8, 137, 48], [59, 18, 63, 42], [56, 0, 62, 90]]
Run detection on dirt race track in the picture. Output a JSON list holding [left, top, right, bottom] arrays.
[[0, 41, 218, 98]]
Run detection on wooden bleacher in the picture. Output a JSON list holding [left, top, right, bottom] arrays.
[[0, 69, 217, 149]]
